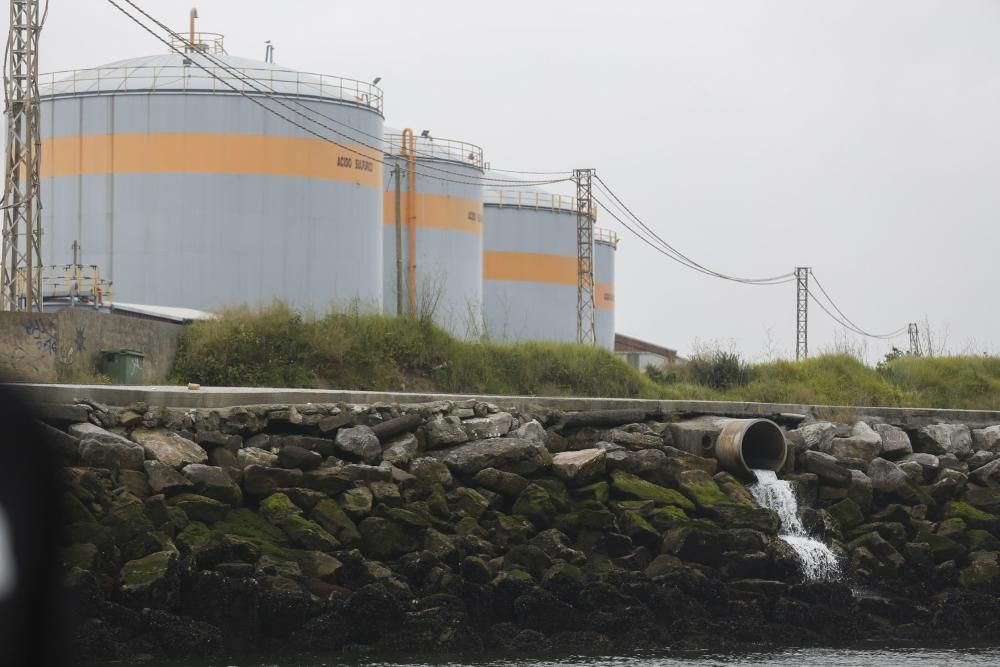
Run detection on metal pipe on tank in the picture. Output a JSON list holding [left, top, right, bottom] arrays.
[[401, 128, 417, 317], [668, 417, 787, 478], [189, 8, 198, 51]]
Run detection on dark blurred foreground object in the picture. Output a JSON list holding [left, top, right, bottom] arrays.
[[0, 384, 65, 666]]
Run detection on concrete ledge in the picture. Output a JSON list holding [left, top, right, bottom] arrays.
[[6, 383, 1000, 428]]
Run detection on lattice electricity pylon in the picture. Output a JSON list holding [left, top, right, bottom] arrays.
[[574, 168, 596, 346], [908, 323, 922, 357], [795, 267, 810, 361], [1, 0, 44, 312]]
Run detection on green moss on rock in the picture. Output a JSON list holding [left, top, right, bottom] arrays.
[[503, 544, 552, 580], [310, 499, 361, 547], [610, 471, 694, 510], [573, 481, 610, 504], [675, 470, 731, 508], [121, 550, 176, 590], [512, 484, 558, 528], [944, 501, 1000, 532], [168, 493, 230, 524], [62, 543, 99, 572], [358, 516, 422, 560]]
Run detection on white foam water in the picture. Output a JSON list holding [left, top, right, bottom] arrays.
[[750, 469, 842, 582]]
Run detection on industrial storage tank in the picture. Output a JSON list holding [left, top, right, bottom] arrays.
[[382, 129, 484, 337], [38, 33, 385, 313], [594, 230, 618, 350], [483, 177, 617, 350]]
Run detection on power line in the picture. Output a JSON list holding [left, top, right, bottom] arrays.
[[106, 0, 571, 189], [808, 270, 907, 340], [594, 175, 794, 285]]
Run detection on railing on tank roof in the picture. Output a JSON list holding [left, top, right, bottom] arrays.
[[384, 134, 484, 170], [168, 32, 227, 55], [594, 228, 619, 248], [38, 64, 384, 114], [485, 190, 596, 218]]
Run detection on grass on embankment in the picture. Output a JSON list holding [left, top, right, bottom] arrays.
[[169, 303, 1000, 410]]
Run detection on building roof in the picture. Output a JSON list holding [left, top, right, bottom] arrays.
[[614, 333, 678, 358]]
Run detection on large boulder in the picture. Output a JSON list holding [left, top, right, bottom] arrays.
[[802, 451, 851, 487], [68, 422, 132, 446], [462, 412, 513, 440], [382, 433, 419, 467], [970, 459, 1000, 488], [236, 447, 278, 469], [144, 460, 194, 496], [334, 425, 382, 464], [788, 422, 838, 453], [423, 417, 469, 450], [132, 428, 208, 468], [551, 449, 606, 486], [912, 424, 973, 458], [432, 438, 551, 476], [609, 470, 694, 510], [79, 437, 145, 471], [243, 465, 304, 498], [182, 464, 243, 506], [675, 469, 731, 508], [874, 424, 913, 459], [829, 423, 881, 462], [972, 426, 1000, 453], [277, 446, 322, 471], [473, 468, 529, 497]]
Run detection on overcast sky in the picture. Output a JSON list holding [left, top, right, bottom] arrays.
[[11, 1, 1000, 360]]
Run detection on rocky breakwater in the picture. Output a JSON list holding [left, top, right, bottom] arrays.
[[49, 400, 1000, 660]]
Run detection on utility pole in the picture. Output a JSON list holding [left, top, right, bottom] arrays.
[[1, 0, 44, 312], [908, 322, 922, 357], [574, 168, 596, 346], [795, 267, 810, 361], [393, 164, 403, 316]]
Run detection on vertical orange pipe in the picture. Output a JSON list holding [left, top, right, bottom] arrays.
[[402, 128, 417, 317], [189, 8, 198, 50]]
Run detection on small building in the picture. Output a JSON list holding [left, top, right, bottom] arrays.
[[615, 333, 679, 371]]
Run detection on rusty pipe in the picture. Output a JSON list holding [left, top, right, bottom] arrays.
[[669, 417, 786, 478], [189, 7, 199, 51]]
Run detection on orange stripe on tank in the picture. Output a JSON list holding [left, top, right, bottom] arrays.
[[483, 251, 578, 285], [40, 133, 382, 187], [596, 282, 615, 310], [382, 192, 482, 234]]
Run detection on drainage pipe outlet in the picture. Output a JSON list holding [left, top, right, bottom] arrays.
[[669, 417, 787, 478]]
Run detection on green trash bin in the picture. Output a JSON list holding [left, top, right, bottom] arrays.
[[99, 349, 145, 385]]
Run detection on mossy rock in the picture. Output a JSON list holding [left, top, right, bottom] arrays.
[[959, 559, 1000, 589], [675, 470, 731, 508], [827, 498, 865, 530], [260, 575, 304, 594], [915, 529, 966, 563], [359, 516, 422, 560], [378, 506, 432, 530], [176, 521, 212, 553], [121, 550, 175, 588], [491, 514, 536, 549], [967, 529, 1000, 552], [572, 481, 609, 504], [503, 544, 552, 580], [425, 484, 451, 519], [65, 521, 112, 551], [541, 561, 584, 592], [259, 492, 303, 524], [573, 500, 618, 531], [661, 520, 725, 566], [310, 499, 361, 547], [646, 506, 690, 532], [455, 516, 487, 538], [62, 543, 99, 572], [256, 553, 303, 578], [714, 472, 754, 506], [531, 479, 571, 512], [705, 505, 780, 534], [462, 555, 493, 584], [849, 522, 908, 549], [644, 553, 684, 579], [295, 550, 343, 583], [617, 510, 661, 550], [447, 487, 489, 519], [610, 471, 694, 511], [211, 508, 293, 558], [935, 518, 969, 540], [513, 484, 558, 528], [168, 493, 230, 524], [944, 501, 1000, 532], [280, 514, 340, 552], [62, 492, 95, 524], [339, 487, 374, 520]]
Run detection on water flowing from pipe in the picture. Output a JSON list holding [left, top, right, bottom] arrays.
[[751, 469, 841, 582]]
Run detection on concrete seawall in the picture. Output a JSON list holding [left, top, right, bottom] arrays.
[[12, 382, 1000, 429]]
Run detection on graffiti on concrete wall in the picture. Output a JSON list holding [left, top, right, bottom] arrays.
[[22, 318, 58, 356]]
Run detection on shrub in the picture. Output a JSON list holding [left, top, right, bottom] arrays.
[[685, 349, 751, 391]]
